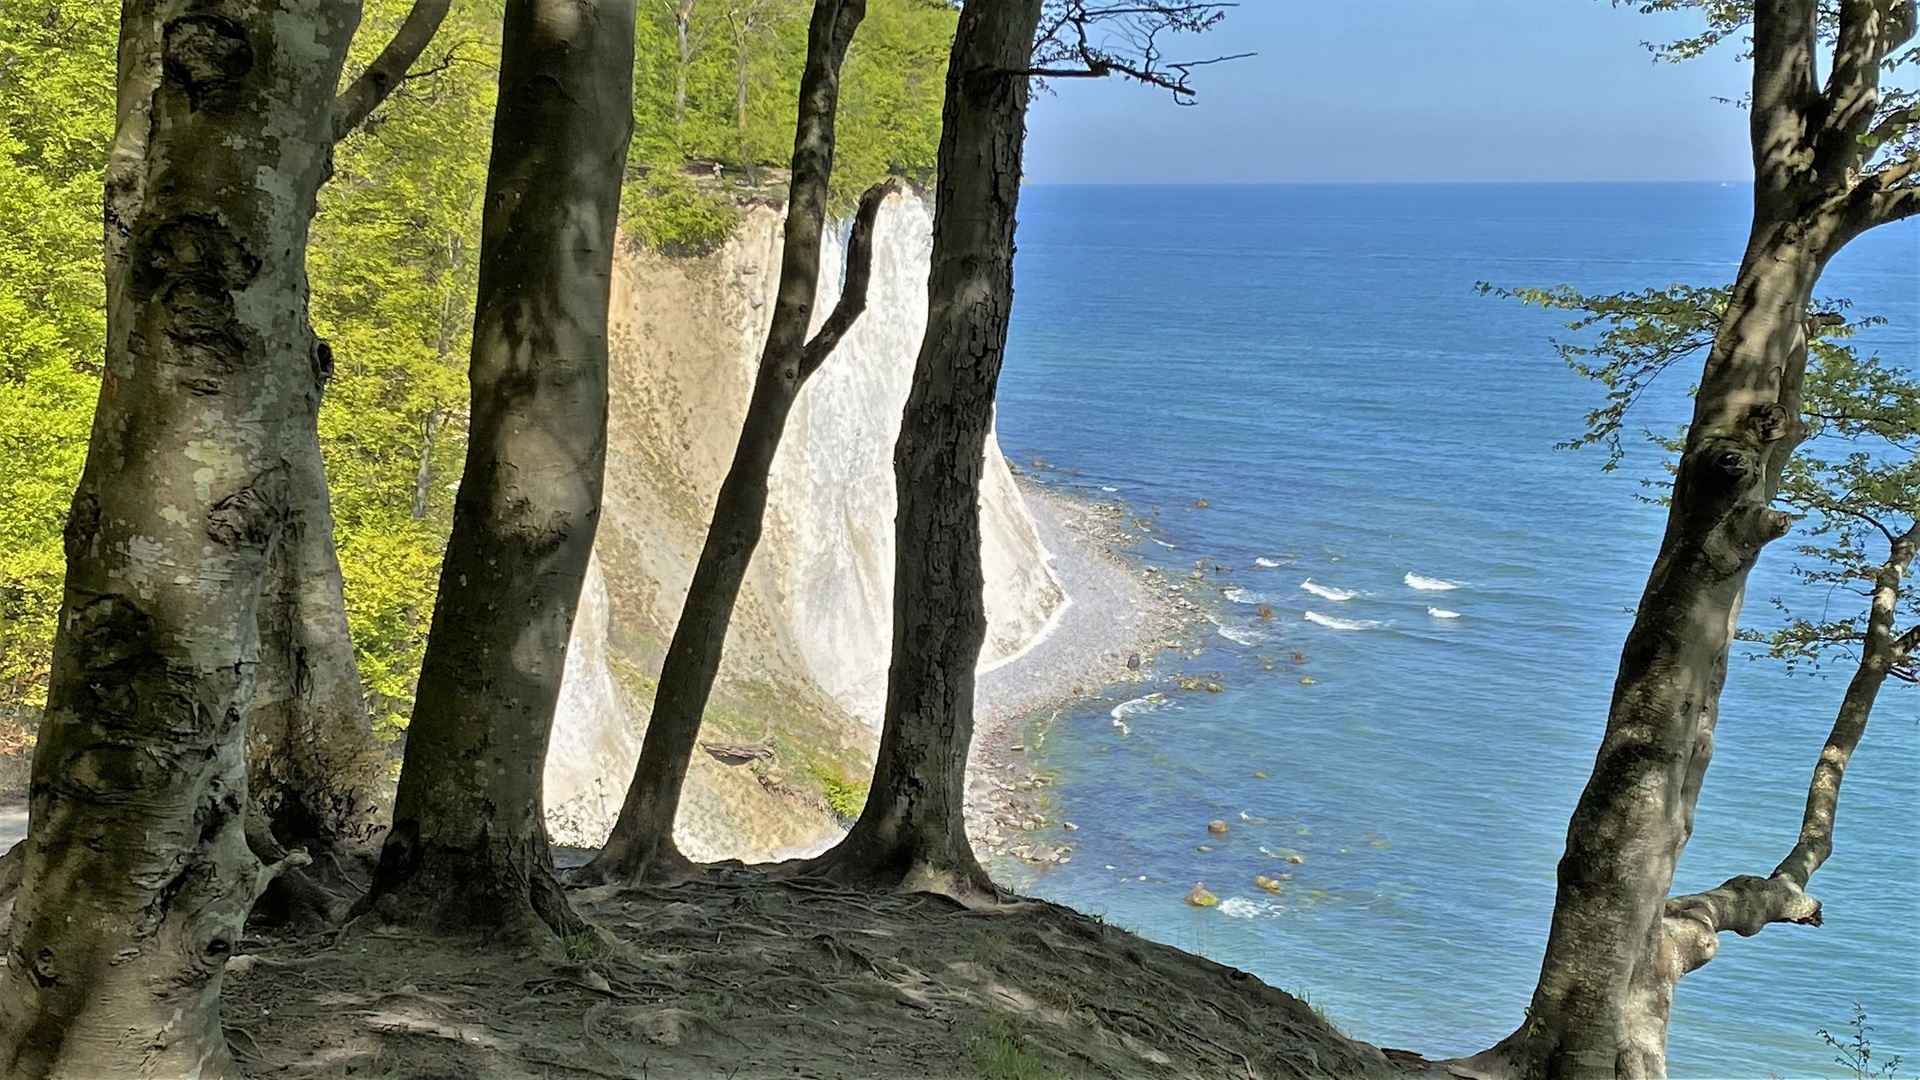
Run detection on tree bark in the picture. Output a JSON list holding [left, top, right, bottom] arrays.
[[578, 0, 877, 886], [0, 0, 360, 1074], [359, 0, 636, 940], [242, 0, 455, 921], [1463, 3, 1917, 1076], [245, 388, 386, 854], [801, 0, 1045, 899], [1632, 524, 1917, 1052]]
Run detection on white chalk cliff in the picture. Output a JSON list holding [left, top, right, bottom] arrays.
[[544, 189, 1065, 858]]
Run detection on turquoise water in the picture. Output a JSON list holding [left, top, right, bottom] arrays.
[[993, 184, 1919, 1077]]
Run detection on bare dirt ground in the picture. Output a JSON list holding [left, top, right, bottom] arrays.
[[223, 871, 1407, 1079]]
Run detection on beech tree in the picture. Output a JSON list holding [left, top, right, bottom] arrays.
[[1458, 2, 1920, 1075], [247, 0, 456, 927], [360, 0, 637, 939], [580, 0, 889, 887], [1483, 277, 1919, 1072], [0, 0, 362, 1073], [801, 0, 1230, 897]]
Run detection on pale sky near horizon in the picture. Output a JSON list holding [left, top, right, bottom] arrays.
[[1023, 0, 1754, 184]]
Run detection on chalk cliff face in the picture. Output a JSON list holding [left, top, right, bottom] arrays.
[[544, 190, 1064, 858]]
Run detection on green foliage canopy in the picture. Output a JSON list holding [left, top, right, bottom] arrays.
[[0, 0, 954, 738]]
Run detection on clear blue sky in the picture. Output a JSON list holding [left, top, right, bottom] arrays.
[[1024, 0, 1753, 183]]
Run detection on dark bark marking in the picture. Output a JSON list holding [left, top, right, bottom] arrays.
[[162, 15, 254, 109], [206, 470, 287, 549]]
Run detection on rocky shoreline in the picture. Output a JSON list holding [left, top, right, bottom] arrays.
[[966, 477, 1217, 871]]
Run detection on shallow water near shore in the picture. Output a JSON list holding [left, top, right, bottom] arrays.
[[992, 183, 1920, 1077]]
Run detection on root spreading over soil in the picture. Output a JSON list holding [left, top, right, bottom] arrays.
[[224, 873, 1399, 1078]]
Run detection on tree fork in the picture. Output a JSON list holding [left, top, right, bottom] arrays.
[[359, 0, 636, 941], [577, 0, 879, 887], [1459, 3, 1917, 1075], [801, 0, 1047, 900]]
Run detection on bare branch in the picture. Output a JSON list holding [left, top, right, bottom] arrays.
[[332, 0, 454, 142], [1030, 1, 1241, 102], [798, 178, 900, 382]]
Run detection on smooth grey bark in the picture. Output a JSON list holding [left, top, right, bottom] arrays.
[[803, 0, 1045, 898], [0, 0, 360, 1074], [1461, 3, 1919, 1076], [243, 0, 454, 915], [360, 0, 636, 939], [1636, 522, 1920, 1059], [578, 0, 878, 887]]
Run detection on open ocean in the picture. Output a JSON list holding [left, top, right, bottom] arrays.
[[992, 183, 1920, 1077]]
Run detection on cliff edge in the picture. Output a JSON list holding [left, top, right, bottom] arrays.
[[543, 190, 1066, 860]]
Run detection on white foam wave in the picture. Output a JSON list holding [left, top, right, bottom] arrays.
[[1216, 624, 1263, 646], [1222, 586, 1274, 605], [1239, 810, 1269, 824], [1427, 607, 1462, 619], [1405, 572, 1463, 591], [1151, 538, 1177, 550], [1217, 897, 1281, 919], [1300, 578, 1356, 602], [1110, 693, 1165, 727], [1304, 611, 1382, 631], [1253, 557, 1287, 568]]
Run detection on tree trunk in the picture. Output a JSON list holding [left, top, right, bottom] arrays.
[[246, 0, 457, 924], [411, 407, 444, 519], [1463, 4, 1917, 1075], [360, 0, 635, 941], [245, 383, 385, 852], [1630, 523, 1920, 1064], [673, 0, 694, 127], [578, 0, 874, 887], [802, 0, 1045, 899], [0, 0, 359, 1074]]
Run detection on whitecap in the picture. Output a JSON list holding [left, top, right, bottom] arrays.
[[1151, 538, 1177, 550], [1100, 486, 1118, 492], [1239, 811, 1269, 824], [1428, 607, 1462, 619], [1217, 897, 1282, 919], [1304, 611, 1382, 631], [1253, 557, 1285, 568], [1404, 572, 1463, 591], [1301, 578, 1356, 602], [1216, 624, 1263, 646], [1110, 693, 1165, 726], [1222, 586, 1272, 605]]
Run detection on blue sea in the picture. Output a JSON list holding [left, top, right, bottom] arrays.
[[991, 184, 1920, 1078]]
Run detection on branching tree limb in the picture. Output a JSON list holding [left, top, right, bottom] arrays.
[[799, 177, 898, 380], [1659, 519, 1918, 986], [1027, 0, 1241, 101], [333, 0, 456, 141]]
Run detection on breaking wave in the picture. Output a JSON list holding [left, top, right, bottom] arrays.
[[1304, 611, 1382, 631], [1300, 578, 1356, 602], [1428, 607, 1462, 619], [1404, 572, 1463, 591]]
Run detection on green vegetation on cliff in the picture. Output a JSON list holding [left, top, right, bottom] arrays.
[[0, 0, 954, 740]]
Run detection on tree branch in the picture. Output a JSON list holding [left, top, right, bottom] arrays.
[[1814, 0, 1917, 185], [332, 0, 454, 142], [798, 178, 899, 383], [1752, 0, 1825, 196], [1659, 518, 1919, 978]]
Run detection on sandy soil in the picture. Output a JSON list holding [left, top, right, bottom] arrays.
[[223, 875, 1407, 1079]]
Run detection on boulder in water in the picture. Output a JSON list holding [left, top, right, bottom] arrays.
[[1185, 883, 1219, 907], [1207, 820, 1229, 835]]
